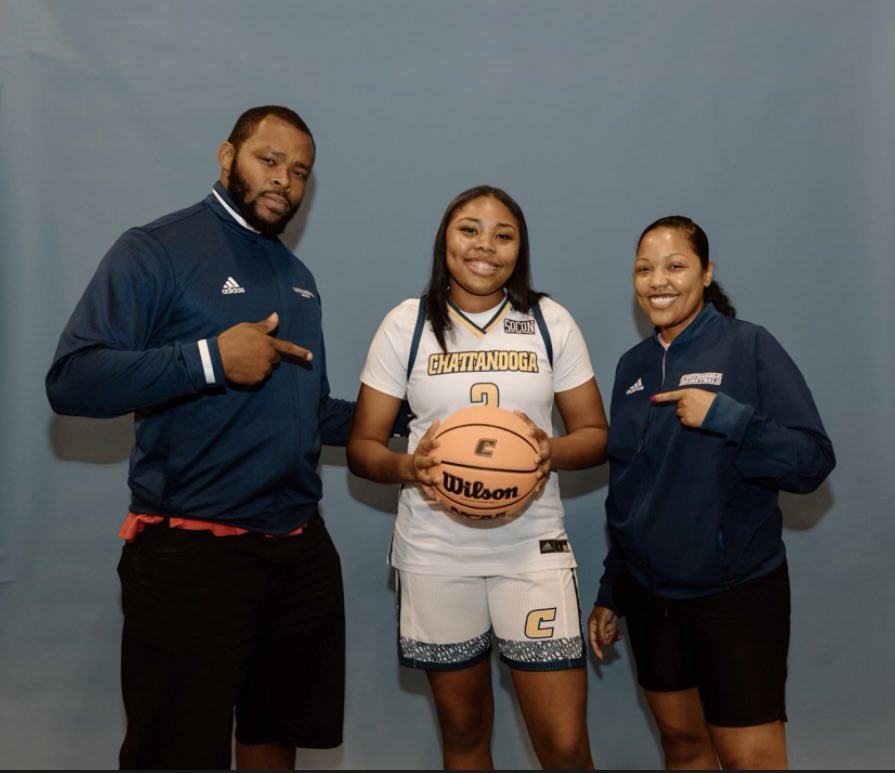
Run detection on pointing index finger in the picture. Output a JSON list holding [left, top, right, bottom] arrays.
[[272, 338, 313, 361], [651, 390, 682, 403]]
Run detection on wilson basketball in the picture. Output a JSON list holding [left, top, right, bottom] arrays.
[[430, 404, 541, 520]]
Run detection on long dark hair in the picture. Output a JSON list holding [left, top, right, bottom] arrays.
[[637, 215, 736, 317], [424, 185, 546, 352]]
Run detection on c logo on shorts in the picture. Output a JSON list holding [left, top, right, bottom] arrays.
[[525, 608, 556, 639]]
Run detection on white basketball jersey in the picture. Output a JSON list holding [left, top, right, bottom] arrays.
[[359, 295, 595, 576]]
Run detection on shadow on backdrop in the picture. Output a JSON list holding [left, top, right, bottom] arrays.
[[781, 483, 833, 531], [48, 414, 133, 464]]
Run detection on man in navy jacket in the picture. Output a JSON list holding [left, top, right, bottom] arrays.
[[47, 105, 357, 770]]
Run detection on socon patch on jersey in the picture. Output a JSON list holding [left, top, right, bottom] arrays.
[[504, 318, 536, 335]]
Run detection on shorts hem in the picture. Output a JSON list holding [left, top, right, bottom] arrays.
[[399, 648, 491, 671], [500, 655, 587, 672], [638, 678, 697, 693], [234, 732, 343, 749], [704, 710, 788, 728]]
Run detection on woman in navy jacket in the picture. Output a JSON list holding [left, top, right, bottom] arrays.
[[589, 215, 835, 770]]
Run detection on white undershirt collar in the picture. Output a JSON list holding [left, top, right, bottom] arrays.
[[212, 187, 260, 234]]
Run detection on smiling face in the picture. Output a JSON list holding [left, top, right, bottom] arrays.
[[218, 114, 315, 236], [634, 226, 713, 343], [445, 195, 520, 312]]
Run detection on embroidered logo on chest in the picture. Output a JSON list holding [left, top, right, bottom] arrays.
[[292, 287, 316, 299], [221, 276, 245, 294], [503, 319, 536, 335], [625, 378, 644, 395], [678, 372, 723, 386]]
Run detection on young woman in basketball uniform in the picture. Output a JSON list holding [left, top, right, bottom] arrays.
[[588, 215, 836, 770], [347, 185, 609, 770]]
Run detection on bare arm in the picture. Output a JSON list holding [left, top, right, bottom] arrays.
[[550, 376, 609, 470], [346, 384, 440, 498]]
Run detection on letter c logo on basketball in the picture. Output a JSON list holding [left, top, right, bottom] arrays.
[[474, 438, 497, 458]]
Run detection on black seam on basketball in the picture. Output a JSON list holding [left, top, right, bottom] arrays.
[[439, 460, 539, 474]]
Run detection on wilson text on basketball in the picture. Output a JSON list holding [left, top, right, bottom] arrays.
[[440, 472, 519, 502]]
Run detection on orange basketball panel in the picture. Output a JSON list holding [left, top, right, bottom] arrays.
[[430, 405, 541, 519]]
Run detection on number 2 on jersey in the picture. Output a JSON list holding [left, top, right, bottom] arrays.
[[470, 383, 499, 407]]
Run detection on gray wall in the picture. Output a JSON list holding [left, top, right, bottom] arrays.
[[1, 1, 892, 769]]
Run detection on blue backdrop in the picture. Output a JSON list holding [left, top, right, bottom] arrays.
[[1, 1, 892, 769]]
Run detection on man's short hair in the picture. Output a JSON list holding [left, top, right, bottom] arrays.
[[226, 105, 315, 152]]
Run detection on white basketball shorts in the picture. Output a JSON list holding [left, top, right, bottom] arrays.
[[396, 568, 586, 671]]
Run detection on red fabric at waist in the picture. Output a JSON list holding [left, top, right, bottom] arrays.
[[119, 512, 306, 542]]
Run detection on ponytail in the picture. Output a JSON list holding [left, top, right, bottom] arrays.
[[704, 280, 736, 317]]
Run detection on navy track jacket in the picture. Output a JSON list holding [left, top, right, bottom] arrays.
[[597, 304, 835, 609], [46, 183, 354, 534]]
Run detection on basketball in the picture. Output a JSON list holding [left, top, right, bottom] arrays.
[[429, 404, 541, 520]]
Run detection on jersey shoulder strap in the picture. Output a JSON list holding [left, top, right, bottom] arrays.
[[406, 295, 553, 377], [406, 295, 428, 380], [532, 299, 553, 368]]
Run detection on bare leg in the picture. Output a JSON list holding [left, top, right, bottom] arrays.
[[645, 688, 719, 770], [709, 720, 787, 770], [512, 666, 594, 770], [427, 658, 495, 770], [235, 740, 296, 770]]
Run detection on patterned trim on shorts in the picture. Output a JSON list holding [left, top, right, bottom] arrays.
[[399, 631, 492, 670], [497, 633, 586, 671]]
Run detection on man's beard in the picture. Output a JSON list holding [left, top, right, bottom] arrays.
[[226, 157, 302, 237]]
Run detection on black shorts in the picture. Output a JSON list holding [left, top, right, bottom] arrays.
[[617, 561, 790, 728], [116, 513, 345, 770]]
